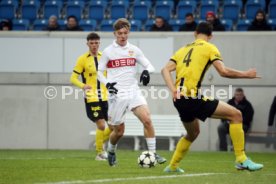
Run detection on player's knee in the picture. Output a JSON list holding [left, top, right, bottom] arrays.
[[187, 129, 200, 142], [231, 109, 243, 122], [141, 116, 153, 129]]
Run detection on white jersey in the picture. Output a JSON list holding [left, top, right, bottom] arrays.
[[98, 40, 155, 95]]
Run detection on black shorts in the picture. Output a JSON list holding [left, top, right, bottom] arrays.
[[173, 96, 219, 122], [85, 101, 108, 122]]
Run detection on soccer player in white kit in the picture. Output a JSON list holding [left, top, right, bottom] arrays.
[[97, 18, 166, 166]]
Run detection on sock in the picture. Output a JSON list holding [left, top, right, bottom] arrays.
[[95, 129, 104, 154], [229, 123, 247, 163], [107, 140, 117, 153], [103, 127, 111, 142], [146, 137, 156, 153], [170, 137, 191, 170]]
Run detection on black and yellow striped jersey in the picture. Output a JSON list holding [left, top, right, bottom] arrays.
[[71, 51, 108, 103], [170, 39, 222, 97]]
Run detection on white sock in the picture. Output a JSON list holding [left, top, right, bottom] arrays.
[[146, 137, 156, 153], [107, 140, 117, 153]]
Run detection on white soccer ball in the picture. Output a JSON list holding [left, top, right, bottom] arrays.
[[137, 151, 157, 168]]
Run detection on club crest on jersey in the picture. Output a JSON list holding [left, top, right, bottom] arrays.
[[128, 50, 134, 56], [93, 112, 99, 117]]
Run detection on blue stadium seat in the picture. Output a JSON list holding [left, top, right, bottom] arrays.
[[129, 19, 142, 31], [57, 19, 67, 29], [269, 2, 276, 19], [245, 1, 263, 19], [110, 1, 127, 20], [88, 1, 107, 21], [236, 19, 251, 31], [246, 0, 266, 9], [33, 19, 48, 30], [154, 1, 174, 21], [132, 1, 151, 22], [79, 19, 97, 31], [21, 0, 40, 22], [223, 0, 242, 22], [0, 0, 17, 19], [220, 19, 233, 31], [144, 19, 155, 31], [100, 19, 115, 31], [12, 19, 30, 30], [66, 1, 85, 20], [176, 0, 197, 19], [169, 19, 184, 31], [200, 0, 219, 19], [43, 0, 63, 19], [111, 0, 130, 7], [267, 19, 276, 29]]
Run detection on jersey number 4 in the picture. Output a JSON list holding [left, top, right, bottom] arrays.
[[183, 48, 193, 67]]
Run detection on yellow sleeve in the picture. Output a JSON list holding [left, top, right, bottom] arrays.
[[209, 44, 223, 63], [170, 47, 183, 64], [70, 56, 85, 89]]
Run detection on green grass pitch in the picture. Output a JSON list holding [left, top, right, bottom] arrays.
[[0, 150, 275, 184]]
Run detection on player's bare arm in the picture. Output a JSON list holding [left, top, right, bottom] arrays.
[[161, 60, 178, 101], [212, 60, 260, 79]]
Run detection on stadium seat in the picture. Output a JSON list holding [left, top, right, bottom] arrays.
[[12, 19, 30, 30], [269, 2, 276, 19], [110, 1, 127, 20], [222, 0, 242, 22], [200, 0, 219, 19], [43, 0, 63, 19], [33, 19, 48, 30], [220, 19, 233, 31], [111, 0, 130, 7], [57, 19, 67, 29], [129, 19, 142, 31], [0, 0, 18, 19], [144, 19, 155, 31], [100, 19, 115, 31], [132, 1, 151, 22], [176, 0, 197, 20], [79, 19, 97, 31], [154, 1, 174, 21], [21, 0, 40, 22], [88, 1, 107, 21], [267, 19, 276, 29], [245, 1, 263, 19], [236, 19, 251, 31], [66, 1, 85, 20], [246, 0, 266, 9], [169, 19, 184, 31]]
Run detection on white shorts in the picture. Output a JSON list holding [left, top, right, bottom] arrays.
[[108, 90, 147, 125]]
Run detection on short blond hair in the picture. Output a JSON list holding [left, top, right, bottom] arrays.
[[113, 18, 131, 31]]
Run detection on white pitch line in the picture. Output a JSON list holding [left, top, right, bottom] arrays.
[[36, 173, 227, 184]]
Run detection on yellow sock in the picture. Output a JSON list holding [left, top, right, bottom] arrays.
[[95, 129, 104, 154], [229, 123, 247, 163], [170, 137, 191, 170], [103, 127, 111, 142]]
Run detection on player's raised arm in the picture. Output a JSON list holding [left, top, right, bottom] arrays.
[[212, 60, 260, 79], [161, 60, 177, 100]]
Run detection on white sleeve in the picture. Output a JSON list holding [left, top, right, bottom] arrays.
[[136, 47, 155, 73], [97, 50, 109, 85]]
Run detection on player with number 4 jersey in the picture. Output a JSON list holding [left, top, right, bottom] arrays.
[[162, 22, 263, 173]]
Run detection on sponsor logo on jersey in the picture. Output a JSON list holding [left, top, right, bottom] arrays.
[[91, 106, 101, 111], [107, 58, 136, 68]]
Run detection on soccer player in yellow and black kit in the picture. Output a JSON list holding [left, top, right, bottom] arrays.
[[162, 22, 263, 172], [70, 32, 111, 161]]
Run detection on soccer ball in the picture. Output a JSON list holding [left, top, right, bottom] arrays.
[[137, 151, 157, 168]]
